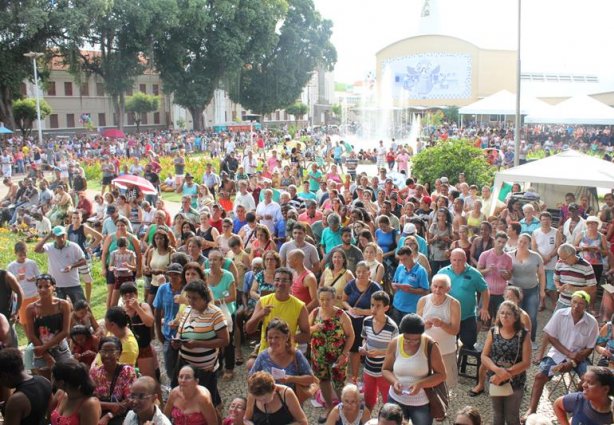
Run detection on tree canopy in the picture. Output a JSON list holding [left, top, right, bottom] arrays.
[[126, 93, 160, 132], [13, 97, 52, 137], [228, 0, 337, 117], [154, 0, 286, 130], [411, 139, 495, 188]]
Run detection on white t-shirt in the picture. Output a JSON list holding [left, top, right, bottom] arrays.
[[533, 227, 558, 269], [7, 259, 40, 299], [44, 241, 85, 288]]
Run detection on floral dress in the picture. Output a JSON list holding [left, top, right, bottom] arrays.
[[487, 326, 527, 390], [310, 307, 348, 395]]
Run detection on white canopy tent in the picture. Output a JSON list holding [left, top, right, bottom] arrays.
[[524, 95, 614, 125], [459, 90, 551, 116], [490, 150, 614, 215]]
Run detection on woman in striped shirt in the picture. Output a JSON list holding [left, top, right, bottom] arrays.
[[172, 279, 229, 408]]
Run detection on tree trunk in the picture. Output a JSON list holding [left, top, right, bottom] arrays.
[[188, 106, 204, 130], [119, 93, 126, 131], [135, 116, 141, 132], [0, 85, 17, 130]]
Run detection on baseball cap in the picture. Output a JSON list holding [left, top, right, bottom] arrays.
[[52, 226, 66, 236], [568, 203, 579, 211], [403, 223, 417, 235], [166, 263, 184, 274], [586, 215, 600, 224], [422, 196, 432, 205], [185, 173, 193, 179], [106, 205, 117, 214], [440, 177, 449, 184]]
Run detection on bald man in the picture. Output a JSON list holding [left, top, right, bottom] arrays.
[[123, 376, 171, 424], [439, 248, 490, 350]]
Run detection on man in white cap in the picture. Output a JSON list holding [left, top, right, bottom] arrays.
[[34, 225, 86, 303]]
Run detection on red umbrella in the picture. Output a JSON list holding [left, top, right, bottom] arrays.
[[101, 128, 126, 138], [112, 175, 157, 195]]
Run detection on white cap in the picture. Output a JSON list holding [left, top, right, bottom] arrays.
[[403, 223, 417, 235]]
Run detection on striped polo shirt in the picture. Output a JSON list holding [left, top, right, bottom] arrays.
[[554, 256, 597, 306], [177, 305, 227, 371], [361, 315, 399, 377]]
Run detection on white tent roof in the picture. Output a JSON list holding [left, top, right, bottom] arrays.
[[490, 149, 614, 215], [524, 95, 614, 125], [459, 90, 550, 116]]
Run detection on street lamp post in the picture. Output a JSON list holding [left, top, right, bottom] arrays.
[[24, 52, 44, 146], [514, 0, 522, 167]]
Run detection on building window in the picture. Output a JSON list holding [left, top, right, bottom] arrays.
[[152, 84, 159, 96], [49, 114, 59, 128], [96, 83, 105, 96], [232, 111, 237, 121], [66, 113, 75, 128], [80, 83, 89, 96], [139, 84, 146, 94], [141, 113, 148, 125], [127, 113, 134, 126], [276, 111, 280, 121], [47, 81, 56, 96], [64, 82, 73, 96], [153, 112, 160, 124], [98, 113, 106, 127], [113, 113, 118, 126]]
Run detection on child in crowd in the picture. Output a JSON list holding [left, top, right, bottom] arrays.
[[108, 236, 137, 306], [69, 325, 99, 368], [71, 300, 102, 336], [359, 291, 399, 411], [7, 241, 40, 326]]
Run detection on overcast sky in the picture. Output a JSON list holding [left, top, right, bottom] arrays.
[[313, 0, 614, 84]]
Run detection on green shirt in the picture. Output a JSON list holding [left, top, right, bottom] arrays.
[[439, 264, 488, 320]]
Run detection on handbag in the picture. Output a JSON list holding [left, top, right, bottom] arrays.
[[488, 327, 523, 397], [424, 337, 449, 421]]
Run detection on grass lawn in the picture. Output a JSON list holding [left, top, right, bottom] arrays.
[[0, 229, 144, 346]]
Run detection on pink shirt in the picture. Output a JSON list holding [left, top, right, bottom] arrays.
[[477, 249, 513, 295], [298, 210, 323, 225]]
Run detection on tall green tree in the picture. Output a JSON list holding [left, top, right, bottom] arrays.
[[60, 0, 175, 130], [155, 0, 285, 130], [126, 92, 160, 132], [12, 98, 52, 137], [228, 0, 336, 116], [0, 0, 67, 130]]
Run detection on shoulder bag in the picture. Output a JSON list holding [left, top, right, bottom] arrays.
[[424, 337, 449, 421]]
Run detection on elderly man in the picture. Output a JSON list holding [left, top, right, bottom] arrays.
[[439, 248, 490, 350], [320, 213, 343, 255], [245, 267, 310, 369], [554, 243, 597, 311], [525, 290, 598, 419], [255, 188, 282, 233], [234, 180, 256, 214], [520, 203, 541, 235]]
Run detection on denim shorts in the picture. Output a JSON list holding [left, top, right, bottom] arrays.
[[538, 356, 588, 378], [33, 339, 72, 369]]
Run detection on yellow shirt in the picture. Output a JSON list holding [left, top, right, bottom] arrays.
[[258, 293, 305, 353], [95, 329, 140, 367]]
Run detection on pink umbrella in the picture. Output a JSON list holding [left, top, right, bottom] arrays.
[[112, 175, 157, 195], [101, 128, 126, 138]]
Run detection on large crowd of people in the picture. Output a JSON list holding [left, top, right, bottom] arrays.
[[0, 126, 614, 425]]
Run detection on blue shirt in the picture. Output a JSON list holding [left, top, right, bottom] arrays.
[[152, 282, 182, 340], [520, 216, 540, 235], [439, 264, 488, 320], [392, 262, 429, 313], [397, 234, 428, 257], [321, 227, 343, 254]]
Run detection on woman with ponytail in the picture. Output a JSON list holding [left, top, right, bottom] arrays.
[[100, 306, 139, 367], [51, 359, 101, 425]]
